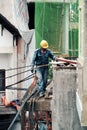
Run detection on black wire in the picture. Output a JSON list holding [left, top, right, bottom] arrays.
[[5, 73, 35, 89], [4, 68, 32, 80], [5, 63, 50, 71], [6, 64, 32, 71], [6, 76, 35, 91], [5, 74, 34, 89], [7, 87, 28, 91], [0, 64, 49, 80]]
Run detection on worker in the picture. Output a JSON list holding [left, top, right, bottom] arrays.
[[31, 40, 57, 97]]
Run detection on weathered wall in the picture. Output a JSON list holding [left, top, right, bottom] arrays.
[[81, 1, 87, 126], [0, 0, 14, 25], [77, 0, 87, 126], [0, 24, 18, 101], [0, 25, 13, 53], [17, 38, 26, 100], [52, 66, 82, 130]]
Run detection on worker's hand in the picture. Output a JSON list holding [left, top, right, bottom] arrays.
[[55, 57, 58, 62], [31, 66, 34, 73]]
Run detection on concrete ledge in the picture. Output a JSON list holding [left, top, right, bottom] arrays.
[[26, 98, 51, 111]]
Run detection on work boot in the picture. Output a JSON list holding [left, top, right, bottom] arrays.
[[39, 92, 44, 97]]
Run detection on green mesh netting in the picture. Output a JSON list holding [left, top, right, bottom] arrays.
[[35, 2, 64, 52], [35, 2, 78, 57], [69, 29, 78, 57]]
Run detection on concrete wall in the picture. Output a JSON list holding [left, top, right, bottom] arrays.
[[81, 0, 87, 125], [52, 66, 82, 130], [0, 0, 14, 26], [77, 0, 87, 126], [0, 22, 18, 101], [6, 46, 18, 102], [0, 25, 13, 53], [17, 38, 26, 100], [23, 31, 35, 90]]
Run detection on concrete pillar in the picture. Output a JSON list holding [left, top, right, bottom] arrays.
[[52, 66, 82, 130], [78, 0, 87, 127]]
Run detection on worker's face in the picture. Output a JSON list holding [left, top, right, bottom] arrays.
[[41, 48, 46, 52]]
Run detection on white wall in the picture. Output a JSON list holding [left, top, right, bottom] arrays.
[[0, 25, 18, 101], [22, 30, 35, 97], [0, 0, 15, 26], [0, 53, 17, 101], [0, 25, 13, 53]]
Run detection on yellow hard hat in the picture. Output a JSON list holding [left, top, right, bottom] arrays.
[[40, 40, 48, 49]]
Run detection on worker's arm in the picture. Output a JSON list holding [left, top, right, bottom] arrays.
[[31, 51, 37, 73], [48, 50, 58, 61]]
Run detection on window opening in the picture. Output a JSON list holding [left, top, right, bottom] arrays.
[[27, 2, 35, 29]]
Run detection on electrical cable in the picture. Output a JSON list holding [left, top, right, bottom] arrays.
[[1, 64, 49, 80], [6, 68, 31, 79], [5, 74, 35, 89], [6, 76, 35, 91], [0, 68, 32, 80], [4, 64, 50, 90], [5, 73, 35, 89], [7, 87, 27, 91], [6, 64, 32, 71]]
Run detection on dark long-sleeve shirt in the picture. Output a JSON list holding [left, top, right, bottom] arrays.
[[32, 48, 55, 67]]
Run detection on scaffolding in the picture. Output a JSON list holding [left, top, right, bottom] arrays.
[[35, 1, 79, 57]]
